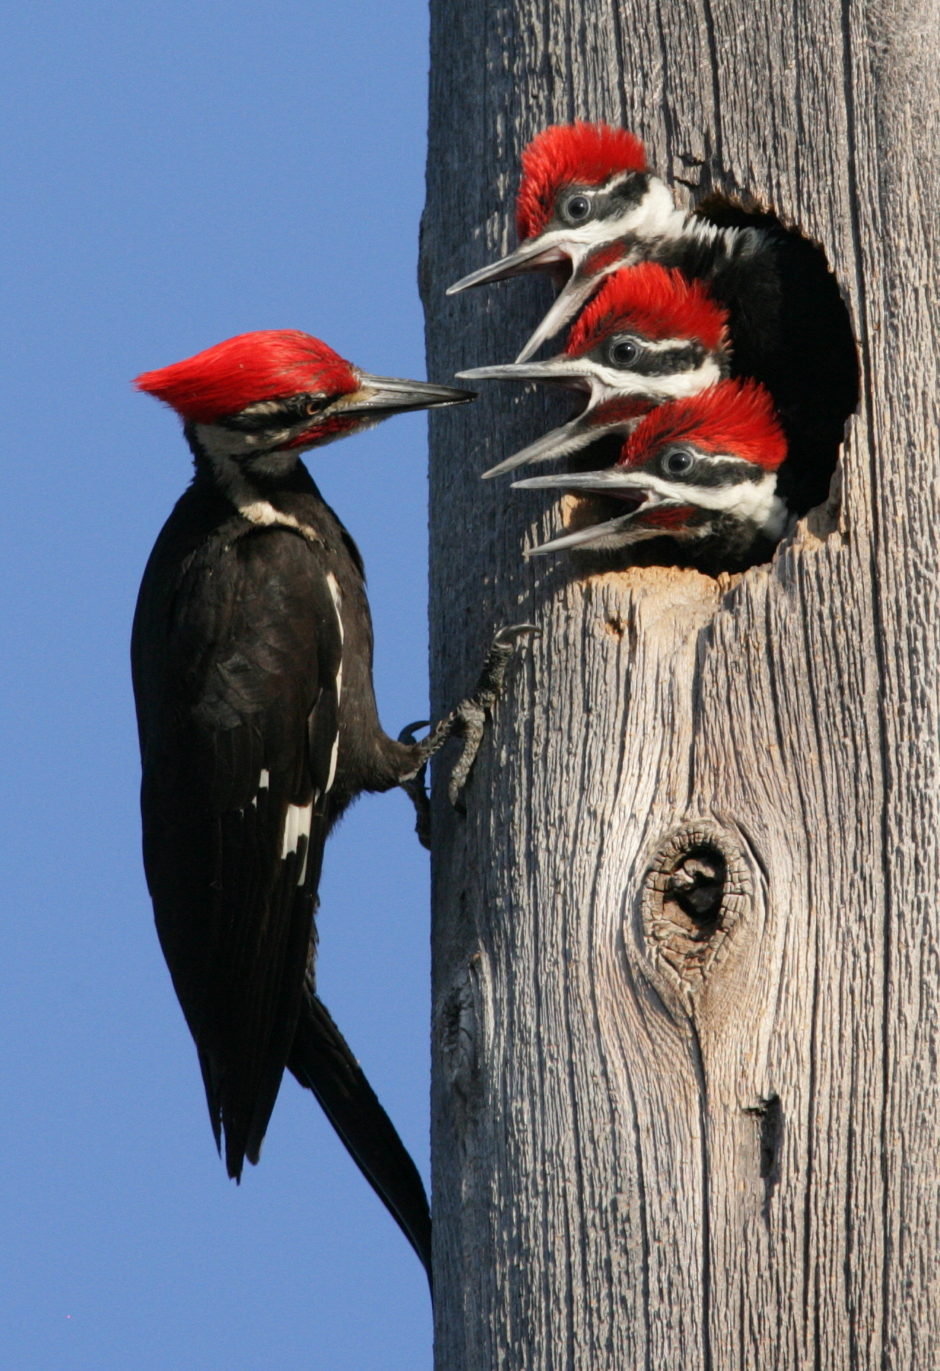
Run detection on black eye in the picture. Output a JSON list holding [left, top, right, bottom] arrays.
[[562, 192, 592, 224], [608, 337, 639, 368], [662, 447, 695, 476], [303, 395, 328, 416]]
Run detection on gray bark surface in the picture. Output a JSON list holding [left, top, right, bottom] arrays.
[[421, 2, 940, 1366]]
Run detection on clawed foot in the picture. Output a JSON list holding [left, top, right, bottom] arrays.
[[398, 719, 433, 849], [398, 622, 538, 843]]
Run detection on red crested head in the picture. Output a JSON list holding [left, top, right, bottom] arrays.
[[566, 264, 730, 357], [622, 380, 787, 472], [515, 123, 647, 241], [134, 331, 359, 424]]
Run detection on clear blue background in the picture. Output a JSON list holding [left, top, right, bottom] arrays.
[[3, 4, 443, 1366]]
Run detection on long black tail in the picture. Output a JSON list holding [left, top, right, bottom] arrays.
[[287, 987, 432, 1285]]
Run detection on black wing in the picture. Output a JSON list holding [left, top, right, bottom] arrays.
[[133, 511, 343, 1179]]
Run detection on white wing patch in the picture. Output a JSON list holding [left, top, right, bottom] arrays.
[[249, 768, 271, 809], [323, 570, 344, 792], [325, 572, 344, 646], [281, 800, 313, 887]]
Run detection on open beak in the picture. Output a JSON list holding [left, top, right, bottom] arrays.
[[514, 271, 602, 362], [456, 356, 592, 478], [456, 357, 649, 479], [340, 373, 475, 418], [513, 468, 672, 555], [446, 240, 572, 295], [481, 415, 600, 479], [456, 357, 591, 391]]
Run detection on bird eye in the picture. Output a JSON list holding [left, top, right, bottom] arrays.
[[562, 192, 592, 224], [608, 336, 639, 368], [662, 447, 695, 476], [304, 395, 328, 417]]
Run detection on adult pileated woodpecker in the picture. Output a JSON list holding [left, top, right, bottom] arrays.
[[458, 262, 730, 478], [514, 378, 788, 570], [448, 122, 857, 515], [131, 329, 523, 1278]]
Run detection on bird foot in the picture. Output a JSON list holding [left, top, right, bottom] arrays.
[[397, 720, 433, 849], [398, 623, 538, 843]]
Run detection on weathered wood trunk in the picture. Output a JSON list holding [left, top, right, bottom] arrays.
[[421, 2, 939, 1366]]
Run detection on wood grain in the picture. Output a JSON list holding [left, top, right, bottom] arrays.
[[421, 2, 940, 1365]]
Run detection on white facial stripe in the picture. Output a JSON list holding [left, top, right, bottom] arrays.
[[622, 178, 686, 241], [238, 400, 287, 419], [628, 466, 784, 531], [583, 356, 722, 406]]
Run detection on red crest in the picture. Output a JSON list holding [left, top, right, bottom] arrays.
[[623, 380, 787, 471], [567, 264, 729, 356], [515, 123, 647, 241], [135, 331, 358, 423]]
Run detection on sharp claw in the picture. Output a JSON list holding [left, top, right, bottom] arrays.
[[399, 765, 432, 849], [398, 719, 431, 746], [492, 622, 540, 646], [399, 622, 538, 833]]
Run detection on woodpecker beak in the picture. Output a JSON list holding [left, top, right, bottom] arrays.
[[456, 358, 590, 391], [338, 373, 474, 419], [479, 414, 600, 479], [458, 358, 593, 478], [514, 271, 602, 363], [457, 358, 648, 479], [513, 468, 685, 554], [446, 241, 571, 295]]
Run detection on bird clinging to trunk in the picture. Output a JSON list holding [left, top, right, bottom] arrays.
[[131, 328, 527, 1276]]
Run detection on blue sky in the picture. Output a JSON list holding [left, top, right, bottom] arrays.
[[2, 4, 452, 1366]]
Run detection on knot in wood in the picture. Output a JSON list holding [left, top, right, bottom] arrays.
[[641, 822, 751, 992]]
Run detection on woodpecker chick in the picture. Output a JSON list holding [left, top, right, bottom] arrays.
[[131, 329, 517, 1275], [514, 378, 788, 567], [449, 122, 857, 513], [458, 263, 730, 477]]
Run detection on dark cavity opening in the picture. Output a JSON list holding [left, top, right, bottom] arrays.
[[663, 842, 727, 938]]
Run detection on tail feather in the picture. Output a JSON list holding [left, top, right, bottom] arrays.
[[287, 989, 433, 1285]]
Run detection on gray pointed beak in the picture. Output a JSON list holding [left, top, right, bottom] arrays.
[[456, 357, 590, 389], [342, 373, 475, 417], [515, 272, 604, 363], [481, 413, 599, 479], [517, 469, 668, 555], [513, 469, 651, 494], [446, 241, 571, 295], [527, 511, 650, 556], [455, 356, 597, 479]]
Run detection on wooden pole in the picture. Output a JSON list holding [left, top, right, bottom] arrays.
[[421, 2, 940, 1365]]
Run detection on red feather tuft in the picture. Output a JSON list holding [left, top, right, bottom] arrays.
[[622, 380, 787, 472], [515, 123, 647, 241], [134, 330, 358, 423], [566, 264, 729, 356]]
